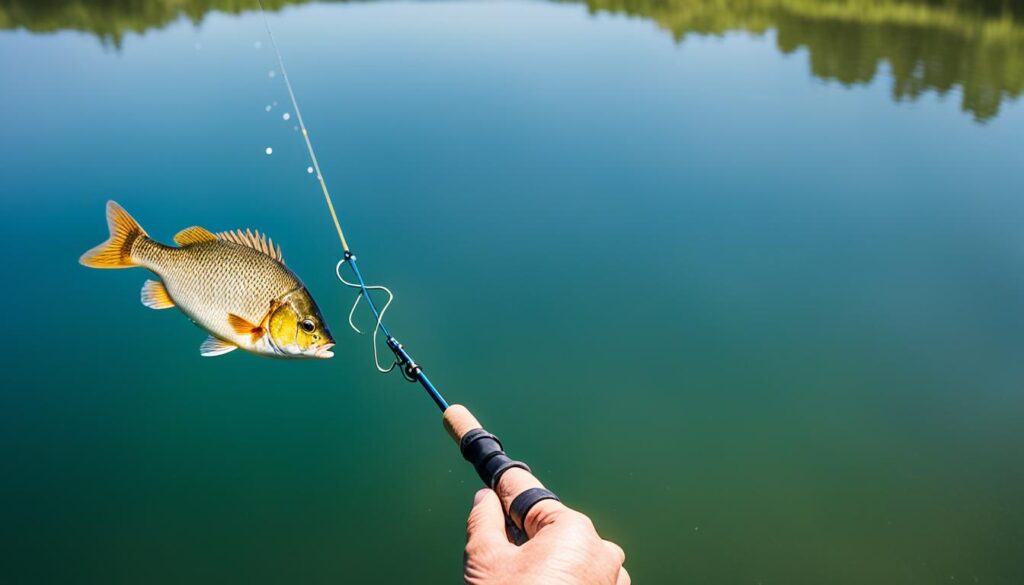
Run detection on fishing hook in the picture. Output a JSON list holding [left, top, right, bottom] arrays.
[[336, 257, 397, 373]]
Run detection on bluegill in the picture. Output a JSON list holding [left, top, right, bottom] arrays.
[[80, 201, 335, 359]]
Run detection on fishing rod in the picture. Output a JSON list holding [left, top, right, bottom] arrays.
[[257, 3, 448, 411], [255, 2, 561, 543]]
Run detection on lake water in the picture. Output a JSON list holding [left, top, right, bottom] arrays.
[[2, 1, 1023, 583]]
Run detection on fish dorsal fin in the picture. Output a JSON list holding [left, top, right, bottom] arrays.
[[174, 226, 218, 246], [140, 279, 175, 310], [200, 336, 238, 357], [216, 229, 284, 263]]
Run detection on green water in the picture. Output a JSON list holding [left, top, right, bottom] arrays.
[[2, 1, 1024, 583]]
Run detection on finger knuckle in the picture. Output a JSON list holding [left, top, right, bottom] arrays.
[[525, 504, 565, 532], [463, 540, 482, 557], [605, 541, 626, 563], [572, 512, 597, 534], [465, 512, 487, 536], [463, 544, 508, 575], [557, 510, 598, 537]]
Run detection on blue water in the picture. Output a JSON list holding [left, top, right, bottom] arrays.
[[2, 1, 1023, 583]]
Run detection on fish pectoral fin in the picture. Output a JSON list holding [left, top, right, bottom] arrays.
[[174, 226, 218, 246], [140, 279, 175, 310], [228, 313, 266, 342], [200, 336, 238, 357]]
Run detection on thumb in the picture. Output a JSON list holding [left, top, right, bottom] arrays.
[[466, 489, 512, 551]]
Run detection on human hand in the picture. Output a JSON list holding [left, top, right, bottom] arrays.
[[444, 405, 629, 585]]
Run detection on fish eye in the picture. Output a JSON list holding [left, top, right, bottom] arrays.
[[300, 319, 316, 333]]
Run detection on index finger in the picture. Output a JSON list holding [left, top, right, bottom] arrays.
[[443, 404, 567, 538]]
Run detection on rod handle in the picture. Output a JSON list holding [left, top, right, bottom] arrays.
[[443, 405, 562, 543]]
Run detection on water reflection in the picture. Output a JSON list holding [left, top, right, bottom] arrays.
[[1, 0, 1021, 120], [579, 0, 1024, 121], [0, 0, 306, 47]]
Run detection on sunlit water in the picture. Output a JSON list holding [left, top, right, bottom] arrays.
[[2, 1, 1023, 583]]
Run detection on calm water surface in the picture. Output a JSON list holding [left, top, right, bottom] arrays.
[[2, 1, 1023, 583]]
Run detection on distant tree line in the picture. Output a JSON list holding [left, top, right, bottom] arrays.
[[2, 0, 1021, 120], [575, 0, 1024, 120], [0, 0, 307, 47]]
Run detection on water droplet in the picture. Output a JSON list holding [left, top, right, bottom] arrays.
[[307, 166, 314, 174], [265, 147, 273, 155], [282, 112, 291, 121], [273, 101, 278, 106], [293, 126, 298, 131], [265, 105, 272, 112], [254, 41, 262, 49], [194, 42, 202, 50], [268, 70, 276, 78]]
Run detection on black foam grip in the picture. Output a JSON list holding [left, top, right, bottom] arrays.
[[509, 487, 561, 532], [460, 428, 531, 489]]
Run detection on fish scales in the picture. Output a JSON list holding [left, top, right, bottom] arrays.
[[80, 201, 335, 359], [133, 238, 300, 344]]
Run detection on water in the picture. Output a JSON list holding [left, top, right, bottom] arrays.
[[2, 1, 1023, 583]]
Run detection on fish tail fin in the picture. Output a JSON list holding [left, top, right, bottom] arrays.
[[79, 201, 149, 269]]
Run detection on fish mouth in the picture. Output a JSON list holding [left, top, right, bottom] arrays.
[[315, 343, 335, 359]]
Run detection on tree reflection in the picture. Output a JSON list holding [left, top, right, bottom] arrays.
[[579, 0, 1023, 121], [2, 0, 1021, 121]]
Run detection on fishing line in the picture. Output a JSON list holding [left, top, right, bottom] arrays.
[[255, 0, 450, 411], [257, 0, 348, 252], [254, 8, 563, 546]]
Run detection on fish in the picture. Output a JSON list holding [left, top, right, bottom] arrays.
[[80, 201, 335, 359]]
